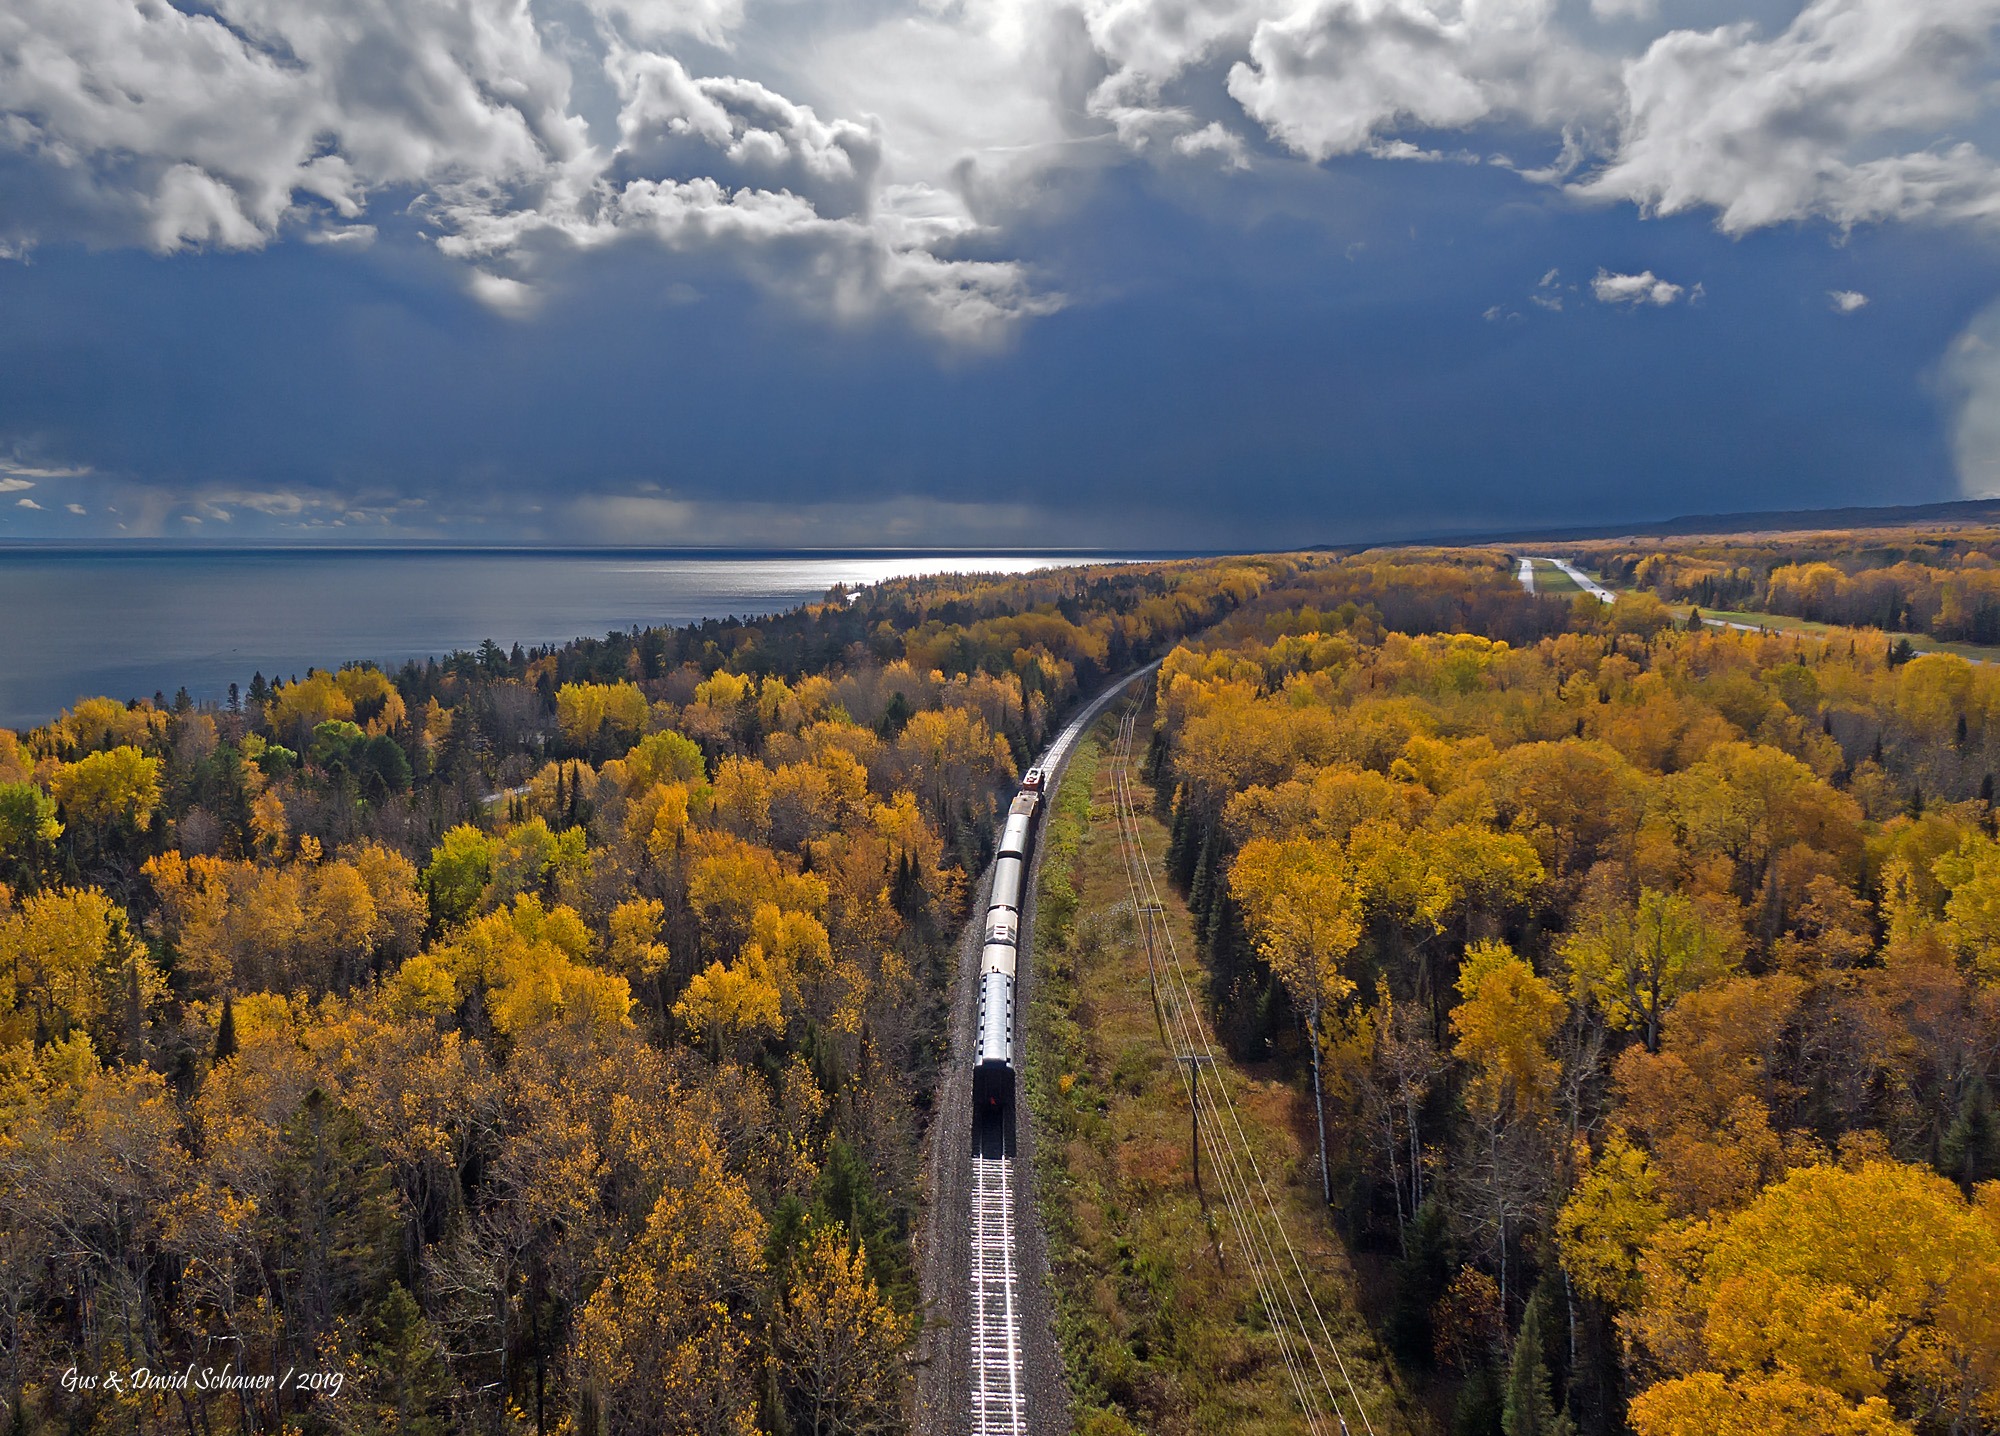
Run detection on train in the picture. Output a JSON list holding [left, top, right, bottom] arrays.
[[972, 764, 1046, 1122]]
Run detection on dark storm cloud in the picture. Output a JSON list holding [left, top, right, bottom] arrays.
[[2, 0, 2000, 544]]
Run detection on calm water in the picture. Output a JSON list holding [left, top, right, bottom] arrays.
[[0, 548, 1100, 730]]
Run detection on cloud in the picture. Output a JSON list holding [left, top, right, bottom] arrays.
[[65, 503, 85, 515], [0, 459, 90, 480], [467, 270, 540, 316], [1224, 0, 1612, 163], [1172, 122, 1250, 168], [605, 48, 885, 217], [0, 0, 583, 252], [545, 487, 1238, 547], [14, 497, 41, 509], [1096, 0, 2000, 240], [1944, 300, 2000, 496], [1591, 267, 1685, 306], [0, 0, 1053, 341], [1829, 289, 1870, 313], [586, 0, 747, 50], [0, 477, 30, 493], [3, 0, 2000, 354], [558, 492, 1060, 546], [1576, 0, 2000, 232]]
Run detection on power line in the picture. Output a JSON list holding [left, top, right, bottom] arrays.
[[1105, 701, 1381, 1436]]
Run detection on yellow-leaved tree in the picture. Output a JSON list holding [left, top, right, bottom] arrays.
[[675, 946, 784, 1059], [50, 745, 161, 849], [606, 898, 671, 984], [1627, 1161, 2000, 1436], [265, 666, 405, 746], [776, 1222, 911, 1436], [1450, 940, 1562, 1123], [1935, 834, 2000, 983], [555, 681, 648, 747], [573, 1134, 766, 1436], [388, 896, 631, 1039], [0, 781, 60, 889], [0, 886, 161, 1047], [1230, 834, 1363, 1204], [1556, 1131, 1667, 1310], [1561, 889, 1741, 1052]]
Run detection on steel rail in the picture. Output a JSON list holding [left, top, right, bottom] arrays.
[[964, 663, 1161, 1436]]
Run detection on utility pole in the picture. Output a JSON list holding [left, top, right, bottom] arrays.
[[1141, 899, 1167, 1045], [1178, 1052, 1213, 1199]]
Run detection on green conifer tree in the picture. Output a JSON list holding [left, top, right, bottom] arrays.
[[1501, 1288, 1572, 1436], [214, 993, 238, 1063], [1942, 1073, 2000, 1195]]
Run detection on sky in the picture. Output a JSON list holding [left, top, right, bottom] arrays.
[[2, 0, 2000, 549]]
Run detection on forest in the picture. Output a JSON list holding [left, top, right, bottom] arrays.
[[0, 558, 1270, 1435], [7, 539, 1999, 1436], [1149, 549, 2000, 1436], [1578, 525, 2000, 644]]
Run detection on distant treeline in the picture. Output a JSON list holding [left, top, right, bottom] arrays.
[[1584, 528, 2000, 643]]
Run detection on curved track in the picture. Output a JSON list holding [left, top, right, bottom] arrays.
[[916, 664, 1159, 1436]]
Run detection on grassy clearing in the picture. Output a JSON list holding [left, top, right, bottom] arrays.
[[1027, 716, 1418, 1436], [1528, 560, 1582, 595], [1532, 558, 2000, 660], [1521, 562, 2000, 663], [1685, 606, 2000, 663]]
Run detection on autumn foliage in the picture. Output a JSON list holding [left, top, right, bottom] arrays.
[[1148, 547, 2000, 1436], [0, 559, 1266, 1434]]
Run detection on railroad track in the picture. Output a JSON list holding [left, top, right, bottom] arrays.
[[954, 663, 1159, 1436], [968, 1155, 1026, 1436]]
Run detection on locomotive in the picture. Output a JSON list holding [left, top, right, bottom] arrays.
[[973, 766, 1045, 1121]]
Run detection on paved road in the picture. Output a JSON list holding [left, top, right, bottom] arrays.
[[1521, 562, 1992, 668]]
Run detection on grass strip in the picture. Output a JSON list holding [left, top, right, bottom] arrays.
[[1026, 717, 1413, 1436]]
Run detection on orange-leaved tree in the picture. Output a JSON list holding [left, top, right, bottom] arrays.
[[1627, 1161, 2000, 1436]]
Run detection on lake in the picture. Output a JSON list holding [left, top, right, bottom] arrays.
[[0, 548, 1104, 730]]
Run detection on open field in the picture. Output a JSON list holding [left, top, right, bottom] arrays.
[[1025, 714, 1414, 1436], [1527, 560, 1582, 594], [1672, 604, 2000, 668], [1529, 556, 2000, 663]]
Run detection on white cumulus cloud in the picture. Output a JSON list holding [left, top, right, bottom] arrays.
[[1172, 122, 1250, 167], [1575, 0, 2000, 232], [1084, 0, 2000, 238], [0, 0, 1057, 341], [1591, 267, 1684, 305], [1829, 289, 1870, 313], [1225, 0, 1612, 163], [3, 0, 2000, 344]]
